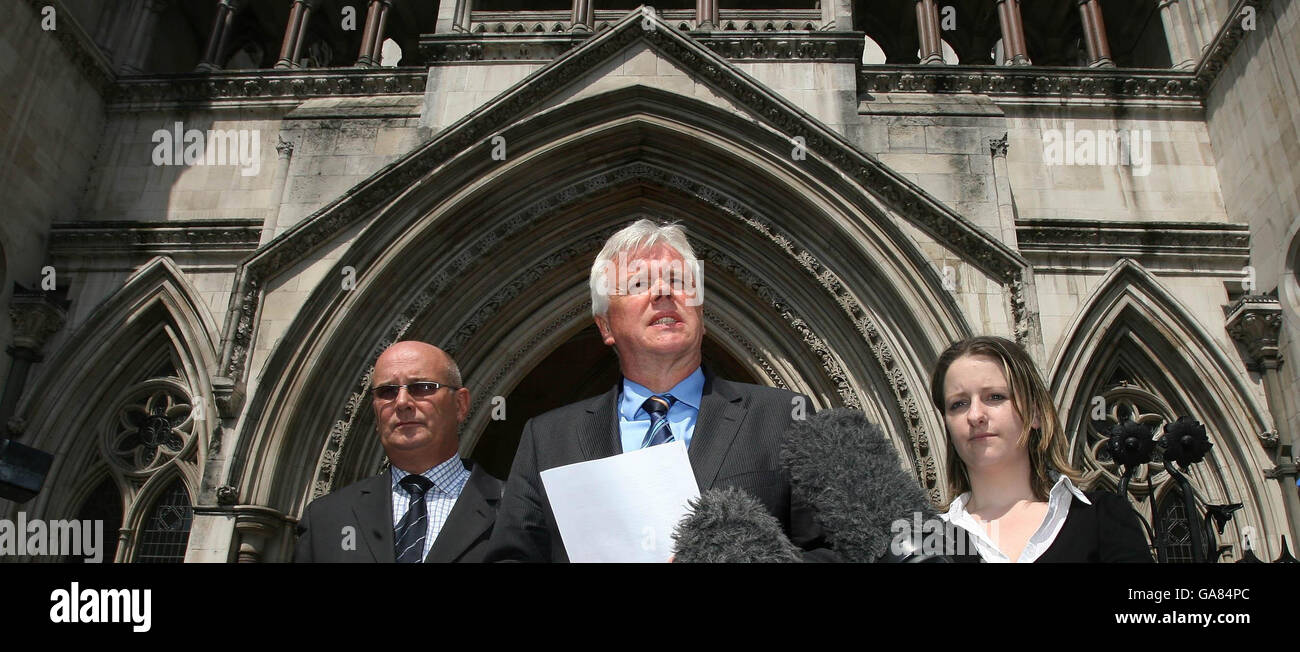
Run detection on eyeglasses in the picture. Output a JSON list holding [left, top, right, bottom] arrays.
[[371, 381, 459, 401]]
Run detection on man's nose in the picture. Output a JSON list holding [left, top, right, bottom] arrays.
[[393, 385, 414, 407], [649, 275, 673, 299]]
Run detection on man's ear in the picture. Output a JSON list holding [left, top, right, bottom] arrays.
[[456, 387, 471, 423], [594, 315, 615, 347]]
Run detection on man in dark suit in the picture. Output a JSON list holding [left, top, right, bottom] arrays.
[[295, 341, 501, 562], [485, 219, 830, 562]]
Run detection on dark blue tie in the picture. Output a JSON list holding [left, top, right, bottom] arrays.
[[640, 394, 677, 448], [394, 474, 433, 563]]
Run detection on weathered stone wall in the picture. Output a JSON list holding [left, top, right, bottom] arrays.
[[0, 1, 107, 397], [1206, 0, 1300, 457]]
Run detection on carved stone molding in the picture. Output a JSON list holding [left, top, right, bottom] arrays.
[[49, 219, 263, 257], [1017, 220, 1251, 266], [8, 287, 69, 355], [1226, 295, 1284, 371], [693, 33, 863, 62], [421, 36, 583, 63], [423, 32, 860, 64], [305, 162, 939, 498], [216, 484, 239, 505], [859, 66, 1203, 103], [22, 0, 115, 95], [989, 134, 1008, 158], [275, 137, 295, 158], [1194, 0, 1273, 93], [108, 68, 427, 110]]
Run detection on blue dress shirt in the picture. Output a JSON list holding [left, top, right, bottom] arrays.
[[617, 367, 705, 453]]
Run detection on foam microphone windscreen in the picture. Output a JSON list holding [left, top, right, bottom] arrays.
[[672, 487, 802, 563], [781, 408, 937, 562]]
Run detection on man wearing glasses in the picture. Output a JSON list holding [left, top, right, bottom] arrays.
[[486, 219, 831, 562], [294, 341, 502, 562]]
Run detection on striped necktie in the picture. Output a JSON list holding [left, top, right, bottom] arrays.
[[394, 474, 434, 563], [640, 394, 677, 448]]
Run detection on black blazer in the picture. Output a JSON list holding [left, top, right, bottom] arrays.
[[950, 490, 1154, 563], [294, 463, 502, 563], [484, 374, 832, 562]]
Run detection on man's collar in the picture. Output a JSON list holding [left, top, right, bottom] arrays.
[[389, 455, 469, 495], [619, 366, 705, 418]]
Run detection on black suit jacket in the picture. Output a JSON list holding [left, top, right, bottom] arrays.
[[950, 490, 1154, 563], [294, 463, 502, 563], [484, 374, 831, 562]]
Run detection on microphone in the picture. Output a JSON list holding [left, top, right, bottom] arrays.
[[782, 408, 949, 562], [671, 487, 802, 563]]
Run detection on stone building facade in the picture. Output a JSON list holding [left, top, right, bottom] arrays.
[[1, 0, 1296, 563]]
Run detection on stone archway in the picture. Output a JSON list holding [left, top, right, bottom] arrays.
[[229, 85, 993, 559]]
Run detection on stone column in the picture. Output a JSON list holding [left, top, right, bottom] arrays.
[[371, 0, 392, 64], [1227, 296, 1300, 553], [1076, 0, 1114, 68], [118, 0, 171, 74], [1158, 0, 1200, 70], [356, 0, 393, 66], [275, 0, 315, 69], [1187, 0, 1218, 56], [819, 0, 853, 31], [989, 135, 1019, 248], [915, 0, 944, 64], [197, 0, 240, 71], [571, 0, 593, 33], [1, 287, 68, 429], [356, 0, 382, 66], [261, 137, 297, 245], [995, 0, 1031, 65], [696, 0, 719, 31]]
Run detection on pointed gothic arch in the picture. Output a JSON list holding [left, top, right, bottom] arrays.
[[5, 257, 218, 560], [1049, 259, 1285, 559], [231, 85, 1000, 526]]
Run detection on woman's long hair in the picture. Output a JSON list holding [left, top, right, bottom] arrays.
[[929, 336, 1080, 504]]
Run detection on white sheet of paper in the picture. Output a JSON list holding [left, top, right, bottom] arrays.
[[540, 441, 700, 563]]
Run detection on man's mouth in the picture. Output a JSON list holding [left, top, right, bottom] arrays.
[[650, 315, 681, 327]]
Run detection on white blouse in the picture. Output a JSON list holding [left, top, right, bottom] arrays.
[[940, 474, 1091, 563]]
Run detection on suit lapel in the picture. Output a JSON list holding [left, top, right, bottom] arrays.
[[425, 465, 499, 563], [578, 385, 621, 461], [688, 374, 745, 490], [352, 474, 395, 563]]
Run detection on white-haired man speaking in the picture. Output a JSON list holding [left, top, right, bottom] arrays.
[[485, 219, 832, 561]]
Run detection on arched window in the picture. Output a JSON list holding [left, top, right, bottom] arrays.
[[134, 478, 193, 563], [1156, 487, 1198, 563], [65, 477, 123, 563]]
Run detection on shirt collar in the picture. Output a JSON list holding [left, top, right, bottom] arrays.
[[619, 367, 705, 419], [389, 455, 469, 496], [1050, 472, 1091, 505], [941, 471, 1090, 563]]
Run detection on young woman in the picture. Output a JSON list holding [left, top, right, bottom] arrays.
[[930, 336, 1151, 563]]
